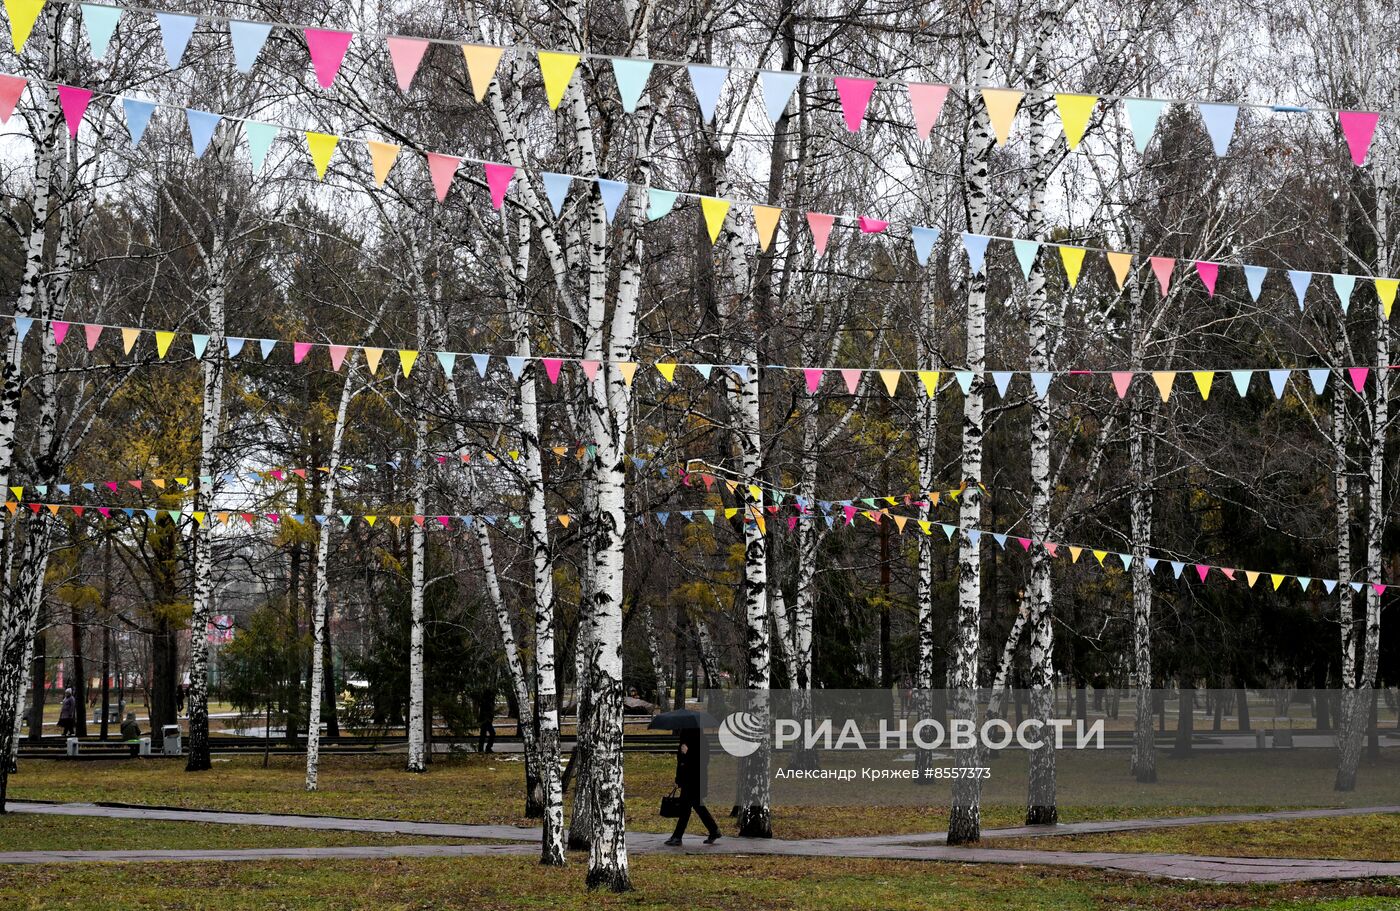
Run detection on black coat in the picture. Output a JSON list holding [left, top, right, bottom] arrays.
[[674, 729, 709, 800]]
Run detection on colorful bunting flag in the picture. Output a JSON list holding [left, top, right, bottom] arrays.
[[0, 73, 23, 123], [752, 205, 781, 251], [700, 196, 730, 243], [543, 172, 571, 216], [907, 83, 948, 139], [304, 28, 353, 88], [1106, 251, 1132, 289], [80, 3, 119, 57], [980, 88, 1023, 145], [1198, 103, 1238, 156], [611, 58, 652, 113], [229, 20, 272, 73], [244, 121, 278, 173], [122, 98, 155, 145], [1337, 111, 1379, 166], [1149, 256, 1174, 295], [646, 188, 677, 221], [1194, 260, 1219, 297], [1055, 93, 1097, 149], [807, 212, 835, 256], [5, 0, 45, 52], [155, 12, 196, 69], [537, 51, 579, 109], [833, 77, 876, 132], [484, 161, 515, 208], [305, 131, 339, 179], [463, 44, 504, 101], [56, 85, 92, 138], [185, 109, 220, 157], [367, 141, 400, 186], [759, 71, 800, 124], [1059, 246, 1085, 287], [1124, 98, 1165, 153], [386, 36, 429, 91], [962, 233, 990, 274], [426, 152, 459, 201], [687, 64, 727, 121], [911, 226, 940, 266], [597, 178, 627, 222]]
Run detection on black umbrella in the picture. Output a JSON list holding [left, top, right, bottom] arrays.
[[647, 708, 720, 730]]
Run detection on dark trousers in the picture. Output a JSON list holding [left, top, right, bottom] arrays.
[[59, 719, 75, 738], [671, 797, 719, 839]]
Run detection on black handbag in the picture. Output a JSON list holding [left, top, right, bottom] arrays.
[[660, 787, 683, 818]]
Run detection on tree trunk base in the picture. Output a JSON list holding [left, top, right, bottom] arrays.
[[1133, 767, 1157, 783], [1025, 805, 1058, 826], [737, 805, 772, 838], [946, 806, 981, 845], [585, 866, 633, 893]]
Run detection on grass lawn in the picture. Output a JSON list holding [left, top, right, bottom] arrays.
[[992, 814, 1400, 862], [0, 814, 491, 852], [0, 854, 1398, 911]]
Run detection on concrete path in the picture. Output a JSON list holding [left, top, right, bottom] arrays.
[[5, 800, 1400, 884]]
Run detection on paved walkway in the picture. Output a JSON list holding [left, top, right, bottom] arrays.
[[5, 800, 1400, 884]]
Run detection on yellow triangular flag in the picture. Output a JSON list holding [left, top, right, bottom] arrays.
[[367, 141, 400, 187], [1192, 370, 1214, 400], [8, 486, 20, 499], [1246, 570, 1259, 588], [364, 515, 377, 526], [1151, 370, 1176, 402], [121, 327, 140, 354], [155, 331, 175, 358], [724, 507, 738, 520], [917, 520, 931, 535], [558, 514, 572, 528], [918, 370, 940, 396], [1055, 93, 1098, 150], [617, 362, 638, 386], [1271, 573, 1285, 591], [1106, 251, 1133, 289], [1375, 278, 1397, 319], [701, 197, 730, 244], [1059, 246, 1086, 287], [508, 450, 520, 461], [364, 347, 384, 374], [752, 205, 781, 251], [192, 511, 205, 526], [747, 484, 762, 502], [399, 349, 418, 377], [462, 44, 504, 102], [305, 131, 339, 180], [655, 362, 676, 382], [879, 369, 901, 395], [980, 88, 1023, 145], [4, 0, 44, 53], [537, 51, 580, 109], [1093, 549, 1108, 565], [1069, 545, 1083, 563]]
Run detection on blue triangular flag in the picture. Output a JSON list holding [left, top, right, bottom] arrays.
[[1119, 553, 1133, 570], [81, 4, 121, 58], [1171, 560, 1185, 579], [647, 188, 677, 221], [1268, 369, 1290, 399], [1298, 577, 1311, 592], [1124, 98, 1166, 154], [472, 353, 490, 377], [991, 371, 1013, 397], [1323, 579, 1337, 594], [656, 511, 669, 526], [941, 524, 956, 540], [542, 172, 571, 217], [259, 338, 276, 359], [122, 98, 156, 145], [610, 58, 653, 114], [185, 109, 220, 157], [1287, 270, 1312, 309], [911, 226, 940, 266], [687, 65, 728, 122], [244, 122, 278, 173], [992, 533, 1007, 549], [961, 232, 990, 274], [1230, 370, 1251, 396], [191, 334, 209, 358], [597, 178, 627, 223], [15, 317, 32, 341], [954, 371, 973, 394], [505, 356, 525, 379], [1243, 264, 1267, 301], [226, 337, 245, 358], [1198, 103, 1238, 156], [1030, 372, 1051, 398], [759, 71, 800, 123], [966, 529, 982, 547], [229, 20, 273, 73], [1332, 273, 1355, 313], [693, 364, 712, 379], [1308, 368, 1329, 395], [155, 12, 197, 69], [436, 351, 456, 377], [1145, 556, 1159, 573], [1012, 239, 1040, 278], [1350, 582, 1363, 593], [729, 364, 749, 381]]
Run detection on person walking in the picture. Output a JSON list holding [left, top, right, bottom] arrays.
[[58, 688, 77, 738], [664, 726, 721, 846]]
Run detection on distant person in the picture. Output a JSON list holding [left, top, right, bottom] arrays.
[[120, 711, 142, 756], [175, 684, 186, 715], [477, 691, 496, 753], [58, 688, 77, 738], [899, 677, 913, 717], [664, 727, 721, 846]]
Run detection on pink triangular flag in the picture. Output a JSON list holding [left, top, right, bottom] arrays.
[[1016, 536, 1032, 551], [386, 37, 429, 92], [52, 321, 69, 345], [907, 83, 948, 139], [1348, 367, 1369, 393], [304, 29, 354, 88], [84, 324, 102, 350], [105, 481, 117, 492], [858, 216, 888, 234], [833, 77, 876, 132], [1194, 261, 1219, 297], [807, 212, 835, 256], [426, 152, 460, 202], [1374, 583, 1387, 597], [1196, 564, 1210, 582], [542, 357, 563, 383], [483, 162, 515, 209], [57, 85, 93, 138], [328, 345, 348, 371], [293, 341, 313, 364], [1112, 371, 1133, 398], [803, 368, 823, 393], [1149, 256, 1174, 295], [1338, 111, 1379, 167], [840, 368, 861, 393], [842, 505, 856, 524], [0, 74, 25, 124], [581, 360, 600, 381]]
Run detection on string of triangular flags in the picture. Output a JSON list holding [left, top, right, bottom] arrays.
[[4, 313, 1395, 400], [4, 495, 1386, 597], [4, 71, 1395, 317], [4, 0, 1390, 166]]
